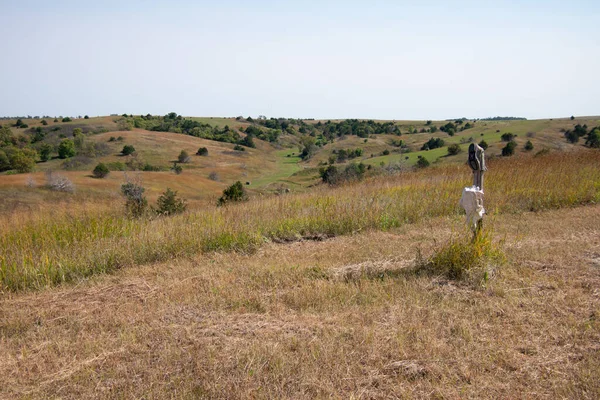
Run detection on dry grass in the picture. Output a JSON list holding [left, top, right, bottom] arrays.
[[1, 206, 598, 398], [1, 150, 599, 291]]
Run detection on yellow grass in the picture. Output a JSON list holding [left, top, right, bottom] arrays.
[[1, 205, 599, 398], [1, 150, 599, 291]]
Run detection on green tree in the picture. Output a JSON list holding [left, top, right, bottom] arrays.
[[0, 150, 11, 171], [524, 140, 534, 151], [502, 141, 517, 156], [9, 148, 37, 173], [478, 140, 488, 150], [62, 117, 72, 122], [178, 150, 190, 163], [416, 155, 430, 168], [196, 147, 208, 156], [122, 145, 136, 155], [586, 128, 600, 148], [564, 130, 579, 144], [217, 181, 248, 206], [447, 143, 462, 156], [39, 143, 53, 162], [155, 188, 187, 215], [58, 139, 76, 159], [92, 163, 110, 178], [41, 119, 48, 125]]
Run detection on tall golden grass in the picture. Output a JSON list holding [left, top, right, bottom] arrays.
[[1, 150, 599, 291]]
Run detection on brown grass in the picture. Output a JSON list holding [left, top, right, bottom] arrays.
[[1, 205, 598, 398]]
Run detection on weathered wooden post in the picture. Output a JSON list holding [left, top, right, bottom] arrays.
[[460, 143, 487, 236]]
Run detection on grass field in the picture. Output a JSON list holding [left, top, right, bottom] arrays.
[[1, 118, 600, 397]]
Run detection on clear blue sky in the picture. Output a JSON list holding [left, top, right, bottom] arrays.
[[1, 0, 598, 120]]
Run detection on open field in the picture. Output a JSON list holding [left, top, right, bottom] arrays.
[[1, 150, 599, 291], [1, 204, 599, 398], [1, 116, 600, 398]]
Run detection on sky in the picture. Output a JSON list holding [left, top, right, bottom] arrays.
[[1, 0, 599, 120]]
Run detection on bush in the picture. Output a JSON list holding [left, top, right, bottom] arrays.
[[478, 140, 488, 150], [208, 172, 220, 181], [58, 139, 76, 159], [501, 141, 517, 156], [92, 163, 110, 178], [585, 128, 600, 148], [421, 137, 444, 151], [233, 144, 245, 151], [38, 144, 52, 162], [9, 148, 37, 173], [155, 188, 187, 215], [62, 117, 72, 122], [382, 149, 390, 155], [414, 230, 505, 284], [45, 171, 75, 192], [172, 163, 183, 174], [84, 115, 89, 119], [196, 147, 208, 156], [178, 150, 190, 163], [121, 181, 148, 217], [447, 143, 462, 156], [217, 181, 248, 206], [416, 155, 430, 168], [501, 133, 516, 142], [121, 145, 136, 155], [108, 136, 116, 142], [524, 140, 534, 151], [41, 119, 48, 125]]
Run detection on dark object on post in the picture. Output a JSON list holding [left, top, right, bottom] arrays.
[[468, 143, 486, 191]]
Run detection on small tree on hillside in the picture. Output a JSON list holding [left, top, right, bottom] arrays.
[[39, 144, 53, 162], [502, 141, 517, 156], [121, 181, 148, 217], [58, 139, 76, 159], [155, 188, 187, 215], [93, 162, 110, 178], [524, 140, 534, 151], [122, 145, 136, 155], [478, 140, 488, 150], [586, 128, 600, 148], [217, 181, 247, 206], [178, 150, 190, 163], [196, 147, 208, 156], [447, 143, 462, 156], [416, 155, 430, 168]]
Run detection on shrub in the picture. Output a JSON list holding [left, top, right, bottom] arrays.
[[9, 148, 37, 173], [217, 181, 248, 206], [447, 143, 462, 156], [208, 171, 220, 181], [54, 118, 58, 123], [57, 139, 76, 159], [41, 119, 48, 126], [382, 149, 390, 155], [155, 188, 187, 215], [121, 181, 148, 217], [416, 155, 430, 168], [524, 140, 534, 151], [108, 136, 116, 142], [121, 145, 136, 155], [45, 171, 75, 192], [196, 147, 208, 156], [233, 144, 245, 151], [178, 150, 190, 163], [501, 133, 516, 142], [92, 163, 110, 178], [172, 163, 183, 174], [585, 128, 600, 148], [502, 141, 517, 156], [414, 230, 505, 284], [478, 140, 488, 150], [84, 115, 89, 119], [421, 137, 444, 150], [106, 161, 126, 171], [39, 144, 52, 162], [62, 117, 72, 122]]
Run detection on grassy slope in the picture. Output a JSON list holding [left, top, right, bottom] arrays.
[[306, 117, 600, 169], [1, 205, 598, 398]]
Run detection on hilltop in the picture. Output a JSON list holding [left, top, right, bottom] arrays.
[[1, 114, 599, 213]]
